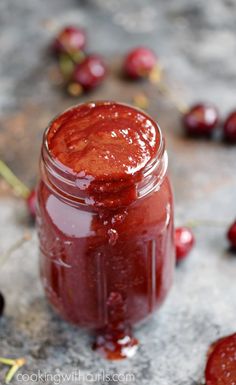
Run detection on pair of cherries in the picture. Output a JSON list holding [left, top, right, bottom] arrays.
[[183, 103, 236, 143], [52, 26, 158, 93], [52, 26, 106, 92]]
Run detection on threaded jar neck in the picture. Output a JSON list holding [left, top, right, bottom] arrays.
[[40, 102, 168, 209]]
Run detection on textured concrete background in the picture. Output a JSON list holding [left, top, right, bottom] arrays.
[[0, 0, 236, 384]]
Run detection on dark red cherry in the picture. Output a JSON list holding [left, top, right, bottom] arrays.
[[26, 189, 37, 219], [52, 26, 86, 55], [223, 111, 236, 143], [175, 227, 195, 262], [205, 333, 236, 385], [227, 220, 236, 248], [72, 55, 107, 90], [0, 292, 5, 317], [183, 104, 219, 136], [123, 47, 157, 79]]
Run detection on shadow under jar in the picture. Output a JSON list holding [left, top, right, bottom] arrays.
[[36, 101, 175, 359]]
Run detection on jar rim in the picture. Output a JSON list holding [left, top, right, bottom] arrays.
[[41, 101, 166, 208]]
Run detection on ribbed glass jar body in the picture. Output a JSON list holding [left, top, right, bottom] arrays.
[[36, 102, 175, 330]]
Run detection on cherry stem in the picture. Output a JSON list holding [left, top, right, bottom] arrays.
[[133, 93, 149, 110], [149, 65, 189, 115], [55, 38, 84, 66], [0, 357, 26, 384], [157, 81, 189, 115], [184, 219, 229, 228], [0, 358, 15, 366], [0, 232, 31, 268], [0, 160, 30, 199]]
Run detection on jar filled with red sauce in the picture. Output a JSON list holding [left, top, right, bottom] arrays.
[[36, 101, 175, 359]]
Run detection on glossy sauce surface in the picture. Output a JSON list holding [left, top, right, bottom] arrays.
[[46, 102, 161, 208], [47, 102, 160, 179], [38, 102, 174, 359]]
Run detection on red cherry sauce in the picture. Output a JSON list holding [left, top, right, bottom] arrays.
[[38, 102, 174, 359], [46, 102, 159, 206], [205, 333, 236, 385]]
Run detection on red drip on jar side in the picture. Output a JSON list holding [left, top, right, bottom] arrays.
[[93, 292, 139, 360]]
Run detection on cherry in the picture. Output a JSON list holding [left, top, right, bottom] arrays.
[[72, 55, 107, 90], [0, 292, 5, 317], [227, 220, 236, 249], [123, 47, 157, 79], [175, 227, 195, 262], [52, 26, 86, 55], [205, 333, 236, 385], [26, 189, 37, 219], [223, 111, 236, 143], [183, 104, 219, 136]]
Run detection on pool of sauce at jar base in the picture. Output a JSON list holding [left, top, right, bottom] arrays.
[[93, 292, 139, 359]]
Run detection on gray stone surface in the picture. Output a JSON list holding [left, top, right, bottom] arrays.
[[0, 0, 236, 384]]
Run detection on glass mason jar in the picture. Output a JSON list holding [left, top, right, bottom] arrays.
[[36, 101, 175, 359]]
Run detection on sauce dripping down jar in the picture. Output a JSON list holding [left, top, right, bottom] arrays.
[[36, 101, 175, 359]]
